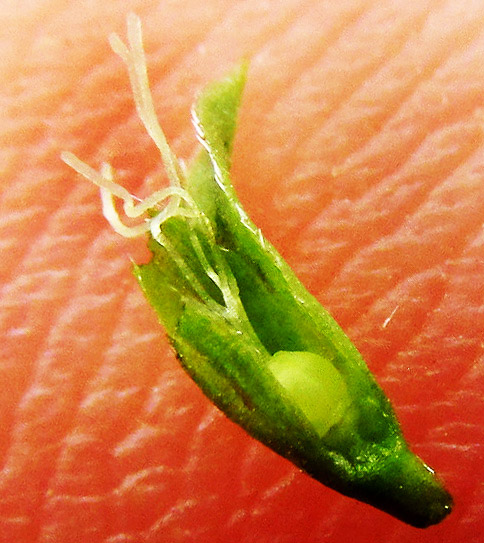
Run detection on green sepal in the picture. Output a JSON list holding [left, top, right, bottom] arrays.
[[134, 64, 452, 528]]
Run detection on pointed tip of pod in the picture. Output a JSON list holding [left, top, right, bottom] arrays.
[[352, 445, 453, 528]]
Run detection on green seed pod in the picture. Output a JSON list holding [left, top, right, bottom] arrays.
[[63, 14, 453, 529]]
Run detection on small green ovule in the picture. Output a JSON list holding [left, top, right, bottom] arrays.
[[268, 351, 349, 436]]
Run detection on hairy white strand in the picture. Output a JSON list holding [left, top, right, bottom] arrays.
[[108, 33, 130, 62], [61, 152, 134, 202], [124, 186, 197, 218], [62, 13, 239, 316], [111, 14, 184, 192], [149, 202, 199, 241], [155, 231, 221, 309], [189, 232, 223, 290], [61, 16, 202, 241], [100, 188, 151, 238]]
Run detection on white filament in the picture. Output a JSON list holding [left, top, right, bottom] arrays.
[[61, 14, 195, 241], [109, 13, 184, 191], [61, 14, 241, 316]]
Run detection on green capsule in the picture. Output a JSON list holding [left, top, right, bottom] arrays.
[[63, 14, 453, 529]]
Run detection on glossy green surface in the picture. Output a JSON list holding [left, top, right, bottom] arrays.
[[135, 65, 452, 528]]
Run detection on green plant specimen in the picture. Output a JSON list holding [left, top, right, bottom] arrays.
[[62, 14, 453, 528]]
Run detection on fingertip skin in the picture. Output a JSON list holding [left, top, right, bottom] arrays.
[[5, 2, 484, 542]]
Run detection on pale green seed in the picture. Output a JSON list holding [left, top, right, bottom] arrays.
[[268, 351, 350, 436]]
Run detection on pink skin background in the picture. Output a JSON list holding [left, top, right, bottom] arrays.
[[1, 1, 483, 542]]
